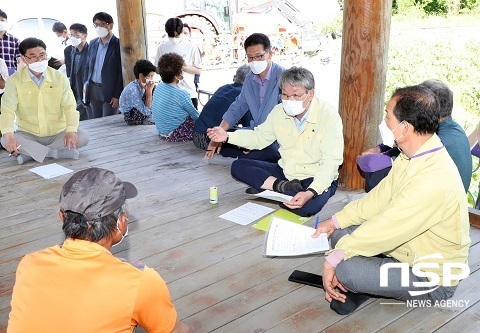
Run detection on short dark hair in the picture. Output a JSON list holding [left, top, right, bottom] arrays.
[[0, 9, 7, 20], [61, 204, 126, 242], [69, 23, 88, 35], [93, 12, 114, 24], [244, 33, 271, 52], [52, 21, 67, 33], [165, 17, 184, 38], [19, 37, 47, 55], [133, 59, 156, 79], [391, 85, 440, 135], [183, 23, 191, 34], [158, 53, 184, 83], [420, 80, 453, 119]]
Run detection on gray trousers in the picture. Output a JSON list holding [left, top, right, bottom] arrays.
[[1, 129, 89, 163], [86, 83, 118, 119], [331, 226, 457, 301]]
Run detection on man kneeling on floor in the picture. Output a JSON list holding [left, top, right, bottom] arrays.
[[0, 37, 88, 164], [207, 66, 343, 216], [7, 167, 191, 333], [312, 84, 471, 315]]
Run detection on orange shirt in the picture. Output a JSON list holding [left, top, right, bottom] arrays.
[[8, 239, 177, 333]]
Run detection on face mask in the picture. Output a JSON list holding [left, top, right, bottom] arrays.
[[0, 21, 8, 32], [28, 59, 49, 73], [392, 120, 408, 145], [70, 36, 82, 47], [140, 80, 147, 87], [248, 60, 268, 75], [169, 36, 182, 45], [57, 35, 66, 43], [111, 221, 128, 247], [378, 120, 395, 147], [282, 99, 306, 117], [96, 26, 109, 38]]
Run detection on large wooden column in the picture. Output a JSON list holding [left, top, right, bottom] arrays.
[[338, 0, 393, 189], [116, 0, 149, 85]]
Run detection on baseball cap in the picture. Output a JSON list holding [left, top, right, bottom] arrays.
[[59, 167, 137, 221]]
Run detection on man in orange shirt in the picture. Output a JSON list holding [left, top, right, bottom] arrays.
[[7, 167, 191, 333]]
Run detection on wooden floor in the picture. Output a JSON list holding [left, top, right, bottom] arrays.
[[1, 115, 479, 332]]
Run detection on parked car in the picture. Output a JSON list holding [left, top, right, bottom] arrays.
[[10, 18, 66, 61]]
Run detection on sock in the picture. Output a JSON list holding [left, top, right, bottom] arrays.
[[245, 187, 260, 194], [273, 179, 303, 193], [47, 149, 79, 160], [329, 291, 371, 315], [17, 154, 33, 165]]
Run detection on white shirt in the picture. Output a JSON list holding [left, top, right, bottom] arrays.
[[154, 36, 202, 98], [0, 58, 9, 94]]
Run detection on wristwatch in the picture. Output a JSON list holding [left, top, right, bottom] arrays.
[[306, 188, 318, 198]]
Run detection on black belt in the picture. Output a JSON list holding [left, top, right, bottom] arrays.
[[90, 81, 102, 87]]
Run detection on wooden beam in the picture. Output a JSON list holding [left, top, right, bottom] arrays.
[[338, 0, 393, 189], [468, 207, 480, 228], [116, 0, 149, 85]]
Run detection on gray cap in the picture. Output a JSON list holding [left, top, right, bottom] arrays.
[[59, 167, 137, 221], [233, 64, 251, 85]]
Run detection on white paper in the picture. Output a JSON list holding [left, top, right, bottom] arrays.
[[29, 163, 74, 179], [219, 202, 275, 225], [251, 190, 293, 202], [264, 217, 329, 256]]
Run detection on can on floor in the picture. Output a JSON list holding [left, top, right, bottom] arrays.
[[210, 186, 218, 204]]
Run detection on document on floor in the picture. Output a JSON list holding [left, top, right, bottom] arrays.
[[29, 163, 74, 179], [264, 217, 330, 256], [219, 202, 275, 226], [251, 190, 293, 202]]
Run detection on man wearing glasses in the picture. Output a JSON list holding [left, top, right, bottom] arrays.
[[205, 32, 286, 164], [207, 67, 343, 217], [68, 23, 89, 121], [84, 12, 123, 119], [0, 37, 89, 164]]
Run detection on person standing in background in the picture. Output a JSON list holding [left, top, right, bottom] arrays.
[[154, 17, 202, 109], [84, 12, 123, 119], [51, 21, 71, 76], [0, 9, 21, 75], [68, 23, 89, 121]]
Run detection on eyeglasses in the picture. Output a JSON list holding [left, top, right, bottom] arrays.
[[24, 53, 47, 62], [69, 33, 84, 38], [246, 52, 267, 62], [281, 91, 308, 101], [93, 21, 109, 28]]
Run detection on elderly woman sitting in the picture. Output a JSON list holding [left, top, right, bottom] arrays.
[[152, 53, 199, 142]]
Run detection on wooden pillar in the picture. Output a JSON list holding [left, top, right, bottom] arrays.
[[338, 0, 392, 189], [116, 0, 149, 85]]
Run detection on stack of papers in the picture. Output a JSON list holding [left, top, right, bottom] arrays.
[[219, 202, 274, 225], [264, 217, 330, 256], [29, 163, 74, 179]]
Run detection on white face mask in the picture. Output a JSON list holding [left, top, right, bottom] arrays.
[[282, 99, 306, 117], [27, 59, 49, 73], [169, 36, 182, 45], [57, 35, 66, 43], [248, 60, 268, 75], [111, 221, 128, 247], [0, 21, 8, 32], [378, 120, 395, 147], [96, 26, 109, 38], [70, 36, 82, 47], [392, 120, 408, 145]]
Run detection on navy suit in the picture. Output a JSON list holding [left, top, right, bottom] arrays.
[[69, 42, 89, 120], [84, 34, 123, 118]]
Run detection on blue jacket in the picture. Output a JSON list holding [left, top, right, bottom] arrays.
[[69, 42, 89, 100], [222, 62, 285, 129], [84, 35, 123, 103]]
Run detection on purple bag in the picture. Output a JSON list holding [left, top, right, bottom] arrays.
[[357, 153, 393, 173], [471, 142, 480, 158]]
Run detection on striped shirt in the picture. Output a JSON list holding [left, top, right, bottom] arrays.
[[152, 82, 199, 135], [0, 32, 21, 71]]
